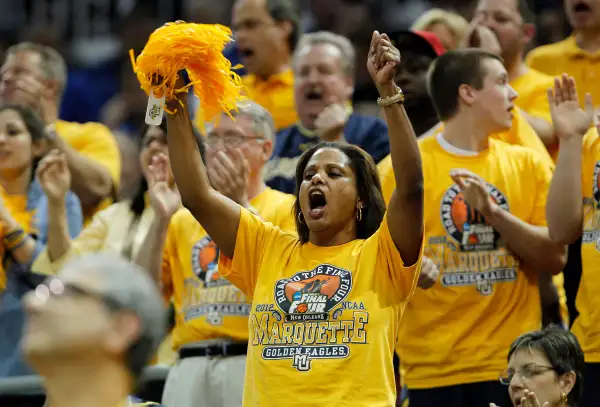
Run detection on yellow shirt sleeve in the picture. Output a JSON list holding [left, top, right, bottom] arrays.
[[218, 207, 296, 297], [32, 204, 111, 275], [366, 213, 423, 301]]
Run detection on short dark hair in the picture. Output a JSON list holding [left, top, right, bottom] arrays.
[[266, 0, 301, 51], [293, 142, 386, 243], [426, 48, 503, 121], [508, 327, 586, 407]]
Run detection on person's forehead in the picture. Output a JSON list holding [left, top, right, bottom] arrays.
[[296, 43, 343, 65], [143, 126, 166, 140], [2, 51, 43, 72], [306, 147, 350, 167], [211, 114, 254, 134], [0, 109, 23, 123], [477, 0, 519, 14], [508, 348, 548, 367], [233, 0, 268, 17], [483, 58, 507, 77]]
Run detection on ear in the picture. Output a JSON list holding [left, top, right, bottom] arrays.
[[278, 20, 293, 40], [521, 23, 536, 46], [260, 138, 273, 163], [44, 79, 60, 101], [31, 138, 48, 159], [342, 75, 355, 101], [458, 84, 477, 107], [559, 371, 577, 398], [104, 312, 142, 356]]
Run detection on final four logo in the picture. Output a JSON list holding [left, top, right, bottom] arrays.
[[274, 264, 352, 322], [593, 161, 600, 208], [440, 183, 509, 252]]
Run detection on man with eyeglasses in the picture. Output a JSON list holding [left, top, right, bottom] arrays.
[[135, 100, 296, 407], [21, 252, 167, 407]]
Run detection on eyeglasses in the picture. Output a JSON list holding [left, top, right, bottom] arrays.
[[205, 134, 264, 148], [35, 278, 122, 312], [499, 364, 556, 386]]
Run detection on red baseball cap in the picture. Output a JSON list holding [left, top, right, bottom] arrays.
[[391, 30, 446, 59]]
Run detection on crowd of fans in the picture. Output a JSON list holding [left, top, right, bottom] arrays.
[[0, 0, 599, 407]]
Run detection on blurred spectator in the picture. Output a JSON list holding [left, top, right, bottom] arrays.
[[113, 131, 142, 201], [411, 8, 469, 50], [266, 31, 390, 193], [526, 0, 600, 107], [31, 122, 202, 276], [391, 30, 445, 136], [22, 253, 167, 407], [195, 0, 301, 132], [0, 43, 121, 223], [0, 104, 81, 378], [138, 101, 296, 407]]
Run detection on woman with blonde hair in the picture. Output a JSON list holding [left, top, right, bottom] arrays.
[[411, 8, 469, 51]]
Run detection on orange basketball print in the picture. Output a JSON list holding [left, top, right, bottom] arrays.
[[198, 240, 218, 272], [296, 303, 308, 313]]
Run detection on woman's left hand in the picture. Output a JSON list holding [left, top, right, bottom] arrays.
[[367, 31, 401, 91]]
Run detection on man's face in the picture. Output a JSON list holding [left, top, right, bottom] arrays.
[[0, 51, 48, 110], [205, 113, 272, 174], [293, 43, 353, 129], [232, 0, 288, 77], [470, 58, 518, 133], [474, 0, 529, 59], [394, 49, 434, 111], [564, 0, 600, 30], [22, 268, 131, 366]]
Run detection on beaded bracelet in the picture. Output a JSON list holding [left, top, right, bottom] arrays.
[[3, 227, 28, 251]]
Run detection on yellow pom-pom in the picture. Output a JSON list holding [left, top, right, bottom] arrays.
[[130, 21, 245, 122]]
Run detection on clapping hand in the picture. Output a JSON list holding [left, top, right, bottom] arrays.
[[147, 153, 181, 221], [367, 31, 401, 92], [548, 74, 594, 141], [207, 148, 251, 208], [314, 101, 349, 141], [450, 169, 496, 218], [36, 150, 71, 204]]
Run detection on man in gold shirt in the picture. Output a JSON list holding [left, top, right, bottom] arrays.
[[195, 0, 300, 132], [136, 101, 296, 407], [526, 0, 600, 108], [545, 75, 600, 407], [0, 43, 121, 222], [387, 49, 567, 407], [471, 0, 557, 154], [21, 253, 166, 407]]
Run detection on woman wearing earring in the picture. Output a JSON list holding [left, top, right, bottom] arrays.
[[162, 30, 424, 406], [491, 327, 586, 407]]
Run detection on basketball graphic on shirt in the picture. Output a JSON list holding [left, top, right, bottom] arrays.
[[274, 264, 353, 322], [191, 236, 229, 288], [440, 183, 509, 251], [593, 161, 600, 208]]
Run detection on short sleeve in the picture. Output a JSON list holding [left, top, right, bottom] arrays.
[[73, 123, 121, 188], [528, 150, 555, 227], [367, 212, 423, 302], [219, 207, 289, 297]]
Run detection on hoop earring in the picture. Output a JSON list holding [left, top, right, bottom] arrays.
[[356, 206, 362, 222], [297, 212, 304, 225], [561, 392, 567, 402]]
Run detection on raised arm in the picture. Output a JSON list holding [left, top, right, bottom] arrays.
[[546, 75, 594, 245], [165, 77, 245, 258], [367, 31, 424, 265]]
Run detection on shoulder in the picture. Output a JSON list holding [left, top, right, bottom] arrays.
[[490, 139, 552, 168], [526, 39, 572, 62]]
